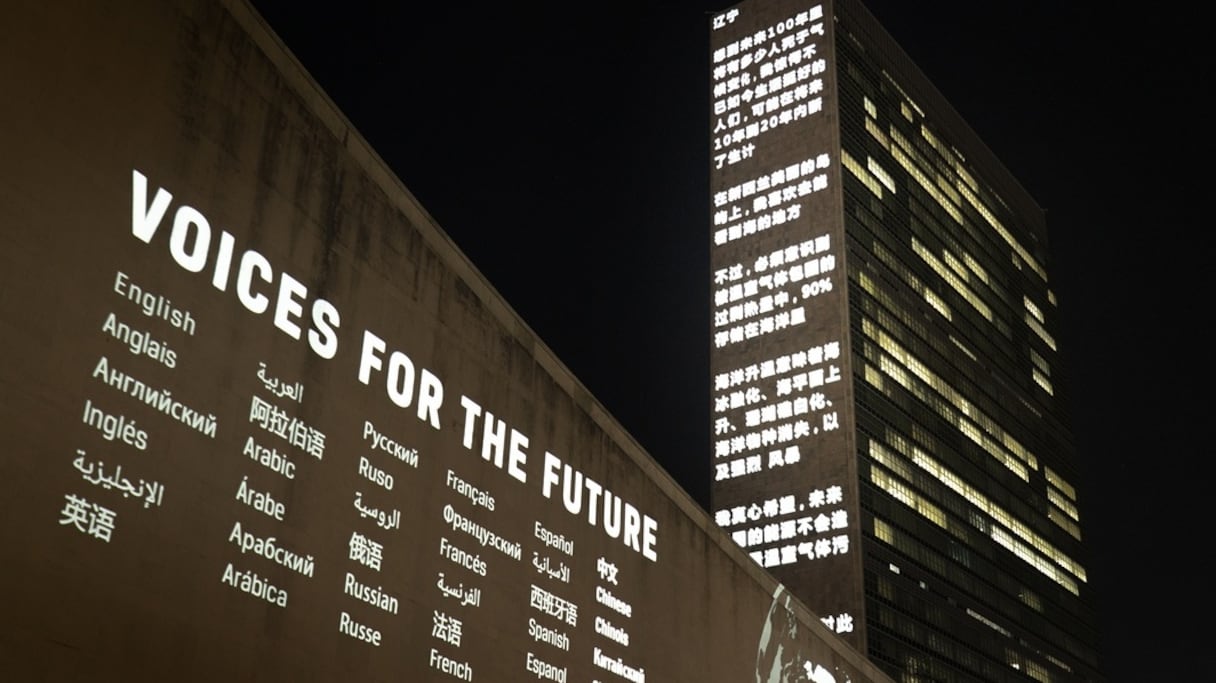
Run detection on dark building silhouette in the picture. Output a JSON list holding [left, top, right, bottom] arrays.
[[707, 1, 1103, 681]]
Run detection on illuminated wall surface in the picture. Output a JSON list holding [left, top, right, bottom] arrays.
[[0, 1, 899, 681], [709, 1, 1104, 682], [708, 0, 865, 654]]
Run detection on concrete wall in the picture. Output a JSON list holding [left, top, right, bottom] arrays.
[[0, 1, 893, 680]]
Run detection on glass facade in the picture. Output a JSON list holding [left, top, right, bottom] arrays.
[[710, 2, 1103, 681]]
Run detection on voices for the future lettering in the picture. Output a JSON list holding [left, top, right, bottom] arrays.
[[126, 165, 671, 675], [132, 168, 662, 561]]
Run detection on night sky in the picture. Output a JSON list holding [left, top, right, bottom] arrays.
[[250, 2, 1208, 680]]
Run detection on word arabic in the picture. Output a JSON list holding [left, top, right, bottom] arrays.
[[353, 491, 401, 530], [257, 361, 303, 402], [532, 551, 571, 583], [73, 449, 164, 508], [436, 571, 481, 607]]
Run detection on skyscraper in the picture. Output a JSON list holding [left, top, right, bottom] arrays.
[[707, 2, 1103, 681]]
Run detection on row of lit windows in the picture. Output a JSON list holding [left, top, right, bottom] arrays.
[[889, 125, 964, 220], [871, 429, 1068, 592], [1027, 317, 1055, 393], [867, 229, 1003, 342], [1047, 489, 1079, 522], [1045, 467, 1077, 500], [860, 100, 932, 214], [870, 436, 983, 549], [901, 196, 1017, 339], [869, 434, 1086, 592], [1024, 310, 1058, 351], [1028, 348, 1050, 374], [864, 115, 889, 148], [1043, 468, 1082, 540], [849, 131, 1018, 347], [908, 97, 1048, 284], [872, 521, 1049, 683], [865, 435, 1094, 675], [1022, 295, 1058, 360], [847, 50, 1091, 678], [853, 270, 982, 378], [935, 172, 964, 209], [888, 131, 965, 225], [872, 518, 1075, 683], [859, 404, 1098, 665], [944, 245, 990, 287], [949, 334, 977, 361], [886, 139, 1030, 345], [966, 607, 1010, 637], [1024, 296, 1045, 324], [903, 199, 1009, 308], [863, 242, 953, 323], [859, 313, 1039, 474], [841, 148, 885, 199], [868, 155, 897, 193], [867, 354, 1027, 483], [914, 124, 1058, 326], [910, 235, 993, 322], [919, 124, 979, 195], [881, 69, 923, 119], [862, 342, 1031, 490], [865, 223, 1055, 405], [1047, 507, 1081, 541], [905, 296, 948, 353], [1007, 646, 1055, 683], [849, 46, 1083, 551], [990, 526, 1079, 595], [853, 271, 1065, 522], [953, 176, 1048, 282], [870, 467, 948, 530], [1032, 367, 1054, 395], [1040, 488, 1079, 520], [862, 80, 1050, 287], [1045, 652, 1074, 674]]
